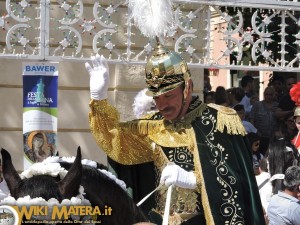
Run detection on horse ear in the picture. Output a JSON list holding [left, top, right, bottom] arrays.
[[1, 148, 22, 197], [58, 146, 82, 199]]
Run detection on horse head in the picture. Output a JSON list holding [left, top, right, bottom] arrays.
[[1, 146, 148, 225], [1, 146, 82, 201]]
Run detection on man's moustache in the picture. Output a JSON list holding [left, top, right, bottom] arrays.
[[160, 107, 173, 114]]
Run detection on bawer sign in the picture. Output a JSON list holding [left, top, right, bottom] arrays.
[[24, 65, 56, 72], [11, 205, 112, 223]]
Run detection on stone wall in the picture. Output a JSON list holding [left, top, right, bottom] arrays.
[[0, 58, 203, 172]]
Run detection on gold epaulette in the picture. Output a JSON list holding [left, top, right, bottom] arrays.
[[208, 103, 247, 136]]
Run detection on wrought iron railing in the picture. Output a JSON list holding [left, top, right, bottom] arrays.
[[0, 0, 299, 71]]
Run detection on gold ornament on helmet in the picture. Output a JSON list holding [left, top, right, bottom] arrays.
[[145, 44, 191, 96]]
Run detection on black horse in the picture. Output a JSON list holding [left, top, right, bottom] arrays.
[[1, 147, 148, 225]]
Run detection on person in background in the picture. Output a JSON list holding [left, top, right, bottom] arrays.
[[203, 68, 212, 94], [284, 75, 297, 95], [250, 87, 279, 156], [254, 158, 272, 225], [85, 43, 265, 224], [267, 166, 300, 225], [267, 138, 298, 195], [240, 75, 255, 120], [215, 86, 229, 106], [250, 94, 259, 109], [275, 75, 297, 121], [247, 132, 264, 166], [234, 104, 257, 134], [204, 91, 215, 104], [273, 112, 297, 143], [228, 87, 245, 108], [269, 72, 285, 103]]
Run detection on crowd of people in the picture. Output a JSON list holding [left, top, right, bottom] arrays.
[[204, 72, 300, 224], [0, 47, 299, 224], [204, 73, 298, 154]]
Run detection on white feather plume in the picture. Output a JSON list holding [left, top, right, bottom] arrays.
[[133, 88, 157, 119], [129, 0, 176, 38]]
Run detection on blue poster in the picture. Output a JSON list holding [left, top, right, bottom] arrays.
[[23, 76, 58, 108]]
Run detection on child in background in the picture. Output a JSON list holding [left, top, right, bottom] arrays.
[[247, 132, 264, 166]]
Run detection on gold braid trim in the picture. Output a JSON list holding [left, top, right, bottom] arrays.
[[190, 129, 215, 225], [208, 103, 247, 136]]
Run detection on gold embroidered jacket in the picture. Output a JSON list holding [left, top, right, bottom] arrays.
[[89, 97, 265, 225]]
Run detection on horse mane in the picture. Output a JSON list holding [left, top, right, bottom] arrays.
[[18, 175, 62, 201]]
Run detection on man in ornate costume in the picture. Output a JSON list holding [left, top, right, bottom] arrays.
[[85, 44, 265, 224]]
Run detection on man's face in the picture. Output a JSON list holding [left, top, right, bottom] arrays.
[[153, 86, 184, 120]]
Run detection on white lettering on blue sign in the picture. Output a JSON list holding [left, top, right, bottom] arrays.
[[25, 65, 56, 72]]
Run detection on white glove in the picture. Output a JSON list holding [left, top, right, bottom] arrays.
[[160, 162, 197, 189], [85, 54, 110, 100]]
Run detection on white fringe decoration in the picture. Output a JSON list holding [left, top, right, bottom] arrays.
[[129, 0, 176, 38], [43, 156, 127, 191]]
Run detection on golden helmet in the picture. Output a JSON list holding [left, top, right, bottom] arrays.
[[145, 44, 191, 96]]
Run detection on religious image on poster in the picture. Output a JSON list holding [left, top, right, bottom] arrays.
[[24, 130, 57, 163]]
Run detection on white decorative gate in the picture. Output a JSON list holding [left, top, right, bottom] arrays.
[[0, 0, 300, 71]]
